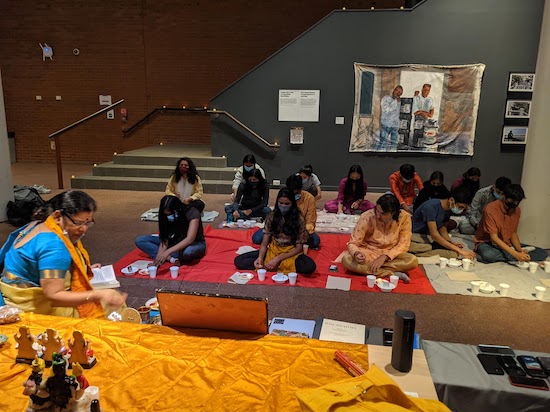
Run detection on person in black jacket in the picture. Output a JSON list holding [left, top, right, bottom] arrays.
[[225, 169, 271, 221], [413, 171, 451, 211]]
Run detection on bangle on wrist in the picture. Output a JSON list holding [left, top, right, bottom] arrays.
[[85, 291, 93, 302]]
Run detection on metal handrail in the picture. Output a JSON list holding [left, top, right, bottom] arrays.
[[208, 109, 280, 151], [49, 99, 125, 189]]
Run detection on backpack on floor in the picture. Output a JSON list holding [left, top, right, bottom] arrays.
[[6, 186, 46, 227]]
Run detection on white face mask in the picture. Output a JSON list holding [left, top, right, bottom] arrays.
[[402, 178, 412, 184]]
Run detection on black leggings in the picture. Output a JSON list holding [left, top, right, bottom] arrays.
[[234, 251, 316, 274]]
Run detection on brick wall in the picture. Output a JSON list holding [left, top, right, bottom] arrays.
[[0, 0, 404, 163]]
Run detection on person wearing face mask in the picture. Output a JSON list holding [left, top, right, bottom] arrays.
[[342, 194, 418, 282], [235, 188, 316, 274], [389, 164, 424, 214], [0, 190, 127, 317], [225, 169, 271, 222], [474, 184, 548, 263], [324, 165, 375, 214], [231, 154, 266, 202], [451, 167, 481, 204], [165, 157, 205, 212], [413, 171, 451, 211], [408, 187, 477, 259], [458, 176, 511, 235], [135, 195, 206, 267], [297, 164, 322, 201]]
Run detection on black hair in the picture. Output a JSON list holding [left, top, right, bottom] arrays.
[[463, 167, 481, 179], [399, 164, 415, 180], [243, 168, 267, 195], [299, 164, 313, 176], [429, 171, 444, 183], [495, 176, 512, 191], [34, 190, 97, 222], [503, 184, 525, 202], [271, 188, 301, 243], [450, 186, 471, 204], [173, 157, 199, 185], [158, 195, 188, 243], [344, 165, 366, 200], [241, 154, 258, 180], [286, 174, 303, 192], [376, 194, 401, 221]]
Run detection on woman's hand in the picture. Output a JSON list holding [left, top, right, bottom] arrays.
[[254, 257, 264, 269], [459, 249, 477, 260], [183, 197, 193, 205], [368, 255, 388, 273], [232, 211, 240, 220], [90, 263, 102, 269], [154, 250, 172, 266], [353, 252, 366, 264], [264, 257, 280, 271], [453, 241, 464, 248], [351, 201, 360, 210], [96, 289, 127, 307]]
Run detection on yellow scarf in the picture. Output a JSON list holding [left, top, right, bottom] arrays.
[[44, 216, 105, 318]]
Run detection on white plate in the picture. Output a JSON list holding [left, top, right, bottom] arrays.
[[145, 297, 158, 310], [376, 281, 396, 293], [121, 266, 138, 275], [272, 274, 289, 284], [479, 282, 496, 294], [516, 262, 529, 269], [138, 269, 149, 276]]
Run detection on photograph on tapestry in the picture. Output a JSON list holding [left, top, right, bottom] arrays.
[[349, 63, 485, 155]]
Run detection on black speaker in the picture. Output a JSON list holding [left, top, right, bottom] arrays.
[[391, 309, 416, 372]]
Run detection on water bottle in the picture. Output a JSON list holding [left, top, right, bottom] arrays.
[[227, 212, 233, 223]]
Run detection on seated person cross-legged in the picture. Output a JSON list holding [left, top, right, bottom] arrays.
[[135, 195, 206, 267], [324, 164, 374, 214], [252, 175, 321, 249], [474, 184, 548, 263], [408, 187, 477, 260], [225, 169, 271, 222], [165, 157, 205, 213], [235, 188, 316, 275], [297, 164, 322, 201], [342, 194, 418, 283], [389, 163, 424, 214]]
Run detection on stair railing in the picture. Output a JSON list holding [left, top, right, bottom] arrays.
[[49, 99, 125, 189]]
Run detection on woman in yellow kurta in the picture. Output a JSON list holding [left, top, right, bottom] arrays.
[[234, 188, 316, 274], [165, 157, 205, 212], [342, 193, 418, 282], [0, 190, 126, 317]]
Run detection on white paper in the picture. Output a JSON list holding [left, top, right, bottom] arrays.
[[90, 265, 120, 289], [319, 318, 365, 344], [325, 275, 351, 291], [278, 90, 320, 122]]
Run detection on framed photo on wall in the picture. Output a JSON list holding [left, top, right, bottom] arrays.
[[502, 126, 528, 145], [505, 100, 531, 119], [508, 73, 535, 92]]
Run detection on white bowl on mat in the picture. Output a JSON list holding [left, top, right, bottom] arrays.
[[271, 273, 289, 284], [376, 280, 396, 293]]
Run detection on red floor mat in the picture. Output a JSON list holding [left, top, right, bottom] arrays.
[[114, 226, 435, 295]]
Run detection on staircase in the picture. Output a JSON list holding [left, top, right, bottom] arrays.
[[71, 145, 235, 194]]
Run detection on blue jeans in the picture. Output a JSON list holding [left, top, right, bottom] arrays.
[[477, 242, 548, 263], [224, 204, 271, 220], [251, 229, 321, 249], [135, 235, 206, 263], [378, 125, 399, 151]]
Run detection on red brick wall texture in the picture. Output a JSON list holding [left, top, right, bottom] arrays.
[[0, 0, 404, 163]]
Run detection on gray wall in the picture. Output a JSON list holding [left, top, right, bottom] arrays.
[[211, 0, 544, 191]]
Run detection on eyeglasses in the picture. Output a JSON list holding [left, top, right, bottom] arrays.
[[63, 213, 95, 228]]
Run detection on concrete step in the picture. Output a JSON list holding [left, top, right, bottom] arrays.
[[113, 153, 227, 168], [92, 162, 237, 180], [71, 175, 232, 194]]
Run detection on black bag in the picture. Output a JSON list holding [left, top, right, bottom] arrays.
[[6, 186, 46, 227]]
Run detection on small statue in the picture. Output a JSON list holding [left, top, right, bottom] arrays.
[[23, 357, 52, 411], [14, 325, 37, 364], [68, 331, 96, 369], [39, 328, 64, 366], [71, 363, 89, 400], [45, 352, 78, 412]]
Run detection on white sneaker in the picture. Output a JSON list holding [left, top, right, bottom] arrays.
[[32, 184, 52, 194]]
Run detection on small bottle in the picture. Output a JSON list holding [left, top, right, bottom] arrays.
[[227, 212, 233, 223], [90, 399, 100, 412]]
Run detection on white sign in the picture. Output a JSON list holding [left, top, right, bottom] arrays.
[[278, 90, 320, 122], [99, 95, 112, 106]]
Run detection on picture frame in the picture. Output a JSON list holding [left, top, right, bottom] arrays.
[[502, 126, 528, 145], [505, 100, 531, 119], [508, 73, 535, 92]]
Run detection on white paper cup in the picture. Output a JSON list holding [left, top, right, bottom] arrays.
[[545, 261, 550, 273], [303, 244, 309, 255], [87, 386, 99, 401], [499, 283, 510, 297], [257, 269, 267, 281], [439, 257, 447, 268], [462, 259, 472, 270], [471, 281, 481, 294], [237, 219, 244, 228], [169, 265, 179, 279], [366, 275, 376, 288], [288, 272, 298, 285], [535, 286, 546, 300], [249, 220, 257, 226], [389, 275, 399, 286], [528, 262, 538, 273], [148, 265, 157, 279]]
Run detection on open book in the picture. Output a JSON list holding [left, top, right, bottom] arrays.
[[90, 265, 120, 289]]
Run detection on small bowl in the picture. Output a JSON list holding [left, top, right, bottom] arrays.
[[271, 273, 289, 284], [516, 262, 529, 269], [447, 260, 462, 268], [479, 282, 496, 294], [377, 281, 397, 293]]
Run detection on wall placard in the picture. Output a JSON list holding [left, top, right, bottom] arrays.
[[278, 90, 320, 122]]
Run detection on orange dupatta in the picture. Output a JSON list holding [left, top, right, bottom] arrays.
[[44, 216, 105, 318]]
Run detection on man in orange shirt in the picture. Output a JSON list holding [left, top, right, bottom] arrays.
[[342, 194, 418, 282], [389, 164, 424, 214], [474, 184, 548, 263]]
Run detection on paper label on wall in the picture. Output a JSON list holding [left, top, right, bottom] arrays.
[[278, 90, 320, 122], [99, 95, 112, 106]]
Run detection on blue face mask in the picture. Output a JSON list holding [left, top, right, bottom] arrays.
[[166, 214, 176, 222], [278, 204, 291, 214], [295, 194, 301, 201], [451, 206, 464, 214], [244, 165, 254, 172], [302, 178, 308, 185], [493, 191, 502, 200]]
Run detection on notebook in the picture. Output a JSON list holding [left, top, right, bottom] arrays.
[[156, 289, 268, 334]]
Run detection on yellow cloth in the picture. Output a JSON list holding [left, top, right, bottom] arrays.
[[296, 364, 450, 412], [165, 174, 203, 201], [265, 241, 300, 274], [43, 216, 104, 318], [1, 313, 372, 412], [0, 281, 77, 317], [296, 190, 317, 234]]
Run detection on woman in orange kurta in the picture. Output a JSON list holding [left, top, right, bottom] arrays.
[[342, 194, 418, 282]]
